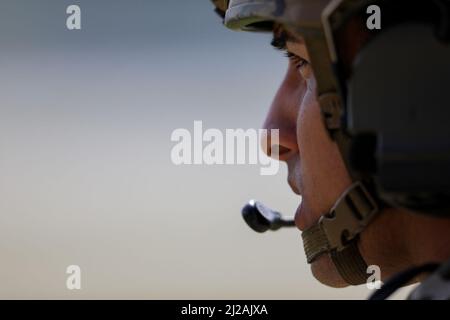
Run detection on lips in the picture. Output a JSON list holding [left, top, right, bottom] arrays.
[[286, 159, 305, 230], [286, 177, 306, 231]]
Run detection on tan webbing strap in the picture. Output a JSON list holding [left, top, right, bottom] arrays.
[[302, 224, 368, 285], [331, 241, 368, 285], [302, 223, 329, 263]]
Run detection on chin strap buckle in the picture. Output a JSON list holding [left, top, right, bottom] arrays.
[[321, 181, 378, 251]]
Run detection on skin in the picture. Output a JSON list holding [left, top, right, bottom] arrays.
[[261, 25, 450, 288]]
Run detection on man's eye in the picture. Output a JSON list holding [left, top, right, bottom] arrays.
[[284, 51, 311, 79], [284, 52, 309, 71], [295, 58, 308, 70]]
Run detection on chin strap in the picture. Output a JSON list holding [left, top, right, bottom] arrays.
[[301, 72, 382, 284], [301, 181, 379, 285]]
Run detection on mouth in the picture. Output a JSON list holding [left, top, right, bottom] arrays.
[[294, 202, 306, 231]]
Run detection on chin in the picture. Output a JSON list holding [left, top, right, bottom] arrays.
[[310, 255, 349, 288]]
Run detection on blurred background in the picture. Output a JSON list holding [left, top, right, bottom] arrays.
[[0, 0, 412, 299]]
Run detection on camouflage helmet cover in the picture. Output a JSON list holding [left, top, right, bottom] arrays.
[[212, 0, 332, 32]]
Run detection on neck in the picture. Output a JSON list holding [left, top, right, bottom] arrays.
[[404, 211, 450, 266], [360, 207, 450, 281]]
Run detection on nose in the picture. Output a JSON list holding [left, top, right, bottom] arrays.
[[261, 66, 306, 162]]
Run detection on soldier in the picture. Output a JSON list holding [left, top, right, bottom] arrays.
[[210, 0, 450, 299]]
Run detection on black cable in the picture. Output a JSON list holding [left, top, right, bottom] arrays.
[[369, 263, 440, 300]]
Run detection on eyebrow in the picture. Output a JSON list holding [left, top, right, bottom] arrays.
[[271, 28, 303, 51]]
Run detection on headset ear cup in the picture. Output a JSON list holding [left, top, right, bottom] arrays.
[[346, 23, 450, 217]]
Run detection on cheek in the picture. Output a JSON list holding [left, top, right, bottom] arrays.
[[296, 83, 352, 215]]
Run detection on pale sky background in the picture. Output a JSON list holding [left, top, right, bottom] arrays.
[[0, 0, 414, 299]]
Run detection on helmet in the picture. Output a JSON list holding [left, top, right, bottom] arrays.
[[222, 0, 327, 31], [211, 0, 450, 285]]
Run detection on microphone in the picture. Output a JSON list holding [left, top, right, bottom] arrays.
[[241, 200, 295, 233]]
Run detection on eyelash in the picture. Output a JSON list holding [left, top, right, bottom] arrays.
[[284, 52, 308, 70]]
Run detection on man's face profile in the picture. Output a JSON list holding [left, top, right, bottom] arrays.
[[260, 24, 432, 288], [261, 26, 354, 286]]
